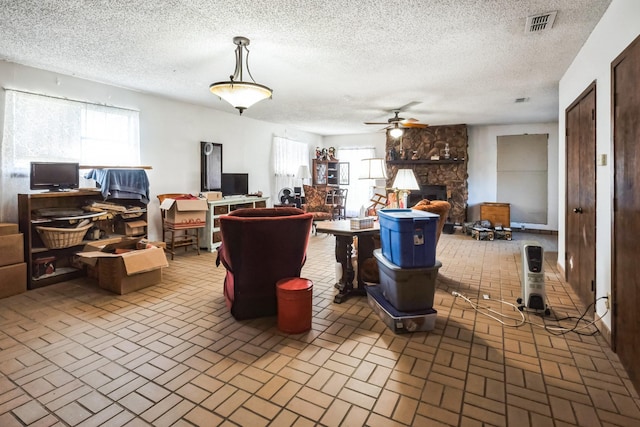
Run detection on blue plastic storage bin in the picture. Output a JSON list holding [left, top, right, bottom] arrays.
[[378, 209, 439, 268]]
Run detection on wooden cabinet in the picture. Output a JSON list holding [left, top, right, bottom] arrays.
[[18, 190, 148, 289], [312, 159, 349, 187], [200, 197, 269, 252], [480, 202, 510, 227]]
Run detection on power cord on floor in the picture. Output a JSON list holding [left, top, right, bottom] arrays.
[[451, 292, 608, 336], [536, 297, 608, 336], [451, 291, 526, 327]]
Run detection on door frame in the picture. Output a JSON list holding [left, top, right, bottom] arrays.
[[564, 81, 597, 306]]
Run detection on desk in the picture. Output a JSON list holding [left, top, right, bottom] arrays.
[[315, 220, 380, 303]]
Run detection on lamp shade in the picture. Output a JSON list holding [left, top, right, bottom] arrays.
[[209, 82, 272, 112], [359, 158, 388, 180], [296, 165, 311, 180], [392, 169, 419, 190]]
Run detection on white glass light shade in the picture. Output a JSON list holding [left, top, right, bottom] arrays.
[[209, 81, 272, 113], [296, 165, 311, 180], [392, 169, 419, 190], [389, 127, 404, 139], [359, 158, 388, 180]]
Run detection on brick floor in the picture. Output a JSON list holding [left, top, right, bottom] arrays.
[[0, 231, 638, 426]]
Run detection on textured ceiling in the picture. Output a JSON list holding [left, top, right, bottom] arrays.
[[0, 0, 612, 136]]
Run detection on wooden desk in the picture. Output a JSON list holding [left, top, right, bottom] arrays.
[[315, 220, 380, 303]]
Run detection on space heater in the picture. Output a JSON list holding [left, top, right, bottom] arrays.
[[518, 242, 550, 314]]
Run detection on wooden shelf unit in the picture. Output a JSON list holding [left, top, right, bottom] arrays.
[[312, 159, 349, 187], [199, 197, 269, 252], [18, 190, 148, 289]]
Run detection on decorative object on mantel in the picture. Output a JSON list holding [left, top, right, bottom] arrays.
[[209, 36, 272, 115]]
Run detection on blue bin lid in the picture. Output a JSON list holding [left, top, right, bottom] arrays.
[[378, 209, 439, 221]]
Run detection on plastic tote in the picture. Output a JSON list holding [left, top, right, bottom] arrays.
[[378, 209, 439, 268]]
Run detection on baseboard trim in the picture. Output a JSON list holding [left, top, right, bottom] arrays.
[[514, 229, 559, 235], [596, 316, 612, 347]]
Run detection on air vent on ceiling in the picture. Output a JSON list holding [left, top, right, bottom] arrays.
[[525, 11, 557, 33], [515, 97, 529, 103]]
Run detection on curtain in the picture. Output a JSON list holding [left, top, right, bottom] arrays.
[[336, 146, 376, 217], [272, 136, 309, 203], [1, 90, 140, 222]]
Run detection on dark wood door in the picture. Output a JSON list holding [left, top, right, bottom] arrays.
[[612, 34, 640, 391], [565, 84, 596, 308]]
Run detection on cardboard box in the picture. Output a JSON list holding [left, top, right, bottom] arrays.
[[115, 220, 147, 236], [366, 284, 437, 334], [0, 233, 24, 267], [201, 191, 222, 201], [160, 198, 208, 227], [0, 262, 27, 299], [0, 223, 19, 236], [77, 238, 168, 295]]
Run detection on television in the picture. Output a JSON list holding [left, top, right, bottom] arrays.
[[221, 173, 248, 196], [30, 162, 80, 192]]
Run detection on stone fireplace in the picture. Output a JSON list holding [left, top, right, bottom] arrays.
[[386, 124, 468, 224]]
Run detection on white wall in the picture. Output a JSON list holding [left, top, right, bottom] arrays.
[[464, 123, 560, 230], [558, 0, 640, 326], [323, 132, 386, 157], [0, 61, 322, 240]]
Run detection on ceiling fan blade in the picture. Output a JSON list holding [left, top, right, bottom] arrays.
[[364, 121, 390, 125], [401, 118, 419, 123], [395, 101, 422, 111], [401, 122, 429, 128]]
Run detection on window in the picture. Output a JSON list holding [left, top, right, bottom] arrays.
[[272, 136, 309, 198], [1, 90, 140, 221], [337, 146, 376, 217]]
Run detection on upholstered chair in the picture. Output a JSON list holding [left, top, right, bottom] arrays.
[[216, 207, 313, 320], [301, 185, 333, 233]]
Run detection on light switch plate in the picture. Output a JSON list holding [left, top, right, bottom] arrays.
[[597, 154, 607, 166]]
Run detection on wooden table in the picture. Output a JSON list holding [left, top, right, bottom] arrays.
[[315, 220, 380, 303]]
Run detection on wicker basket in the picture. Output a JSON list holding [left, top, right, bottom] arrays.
[[36, 224, 92, 249]]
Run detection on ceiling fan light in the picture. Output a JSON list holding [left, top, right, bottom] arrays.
[[389, 127, 404, 138]]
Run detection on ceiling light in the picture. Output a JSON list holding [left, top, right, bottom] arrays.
[[209, 36, 272, 115], [389, 125, 404, 139]]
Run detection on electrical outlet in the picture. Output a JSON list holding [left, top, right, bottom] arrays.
[[605, 293, 611, 309]]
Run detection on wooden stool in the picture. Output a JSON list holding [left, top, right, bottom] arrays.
[[276, 278, 313, 334]]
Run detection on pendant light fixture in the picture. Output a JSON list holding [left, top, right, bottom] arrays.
[[209, 36, 273, 115]]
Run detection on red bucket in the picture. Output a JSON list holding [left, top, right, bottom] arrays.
[[276, 278, 313, 334]]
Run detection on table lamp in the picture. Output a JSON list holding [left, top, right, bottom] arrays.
[[392, 169, 419, 208], [296, 165, 311, 188]]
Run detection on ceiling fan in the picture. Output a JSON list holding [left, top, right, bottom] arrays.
[[364, 110, 429, 135]]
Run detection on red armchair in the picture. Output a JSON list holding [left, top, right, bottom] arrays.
[[216, 207, 313, 320]]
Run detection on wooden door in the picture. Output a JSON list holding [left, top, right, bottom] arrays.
[[565, 84, 596, 308], [612, 35, 640, 391]]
